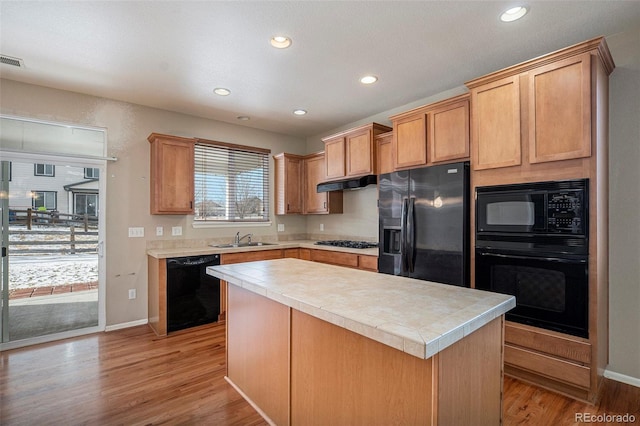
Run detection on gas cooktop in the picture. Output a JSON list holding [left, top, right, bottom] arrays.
[[314, 240, 378, 249]]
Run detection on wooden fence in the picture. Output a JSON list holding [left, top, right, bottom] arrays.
[[8, 209, 99, 255], [9, 208, 98, 232], [9, 226, 98, 255]]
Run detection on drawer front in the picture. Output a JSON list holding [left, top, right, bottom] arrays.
[[505, 322, 591, 364], [221, 249, 283, 265], [311, 250, 358, 268], [504, 344, 590, 389]]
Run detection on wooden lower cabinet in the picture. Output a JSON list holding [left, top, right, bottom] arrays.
[[227, 283, 504, 425], [227, 285, 290, 425], [307, 249, 378, 271], [147, 256, 167, 336], [504, 321, 593, 400]]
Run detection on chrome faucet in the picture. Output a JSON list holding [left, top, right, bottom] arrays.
[[235, 232, 253, 244]]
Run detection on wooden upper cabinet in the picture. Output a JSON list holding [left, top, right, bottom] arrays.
[[430, 98, 470, 163], [390, 94, 470, 171], [470, 76, 522, 170], [148, 133, 195, 215], [323, 137, 346, 180], [393, 113, 428, 169], [303, 152, 343, 215], [274, 153, 303, 215], [345, 128, 375, 176], [466, 39, 613, 173], [529, 53, 592, 164], [376, 131, 394, 175], [322, 123, 392, 181]]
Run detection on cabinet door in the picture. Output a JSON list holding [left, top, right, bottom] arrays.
[[393, 114, 428, 169], [471, 75, 521, 170], [430, 99, 470, 163], [149, 134, 194, 214], [304, 154, 329, 213], [346, 128, 375, 176], [376, 132, 394, 174], [285, 156, 303, 214], [324, 137, 345, 180], [274, 153, 303, 215], [528, 53, 591, 163]]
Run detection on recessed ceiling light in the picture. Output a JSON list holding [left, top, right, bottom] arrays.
[[237, 116, 250, 121], [270, 36, 292, 49], [360, 75, 378, 85], [500, 6, 528, 22], [293, 109, 307, 116], [213, 87, 231, 96]]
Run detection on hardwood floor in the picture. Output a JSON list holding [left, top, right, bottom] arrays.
[[0, 323, 267, 425], [1, 322, 638, 425]]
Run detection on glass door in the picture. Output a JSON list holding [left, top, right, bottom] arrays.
[[0, 157, 104, 347]]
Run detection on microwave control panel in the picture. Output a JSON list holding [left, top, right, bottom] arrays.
[[547, 190, 584, 234]]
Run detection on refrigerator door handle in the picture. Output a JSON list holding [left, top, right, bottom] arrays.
[[408, 197, 416, 273], [401, 197, 409, 273]]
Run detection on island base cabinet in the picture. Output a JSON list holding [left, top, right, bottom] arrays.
[[291, 311, 503, 426], [226, 285, 290, 426]]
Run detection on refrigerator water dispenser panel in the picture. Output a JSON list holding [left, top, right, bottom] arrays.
[[383, 228, 402, 254]]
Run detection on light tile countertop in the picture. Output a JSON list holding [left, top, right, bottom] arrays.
[[207, 258, 515, 360], [147, 240, 378, 259]]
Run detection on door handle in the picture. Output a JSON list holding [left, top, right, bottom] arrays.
[[401, 198, 409, 273], [408, 197, 416, 273]]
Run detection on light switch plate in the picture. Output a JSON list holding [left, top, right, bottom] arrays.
[[128, 227, 144, 238], [171, 226, 182, 236], [156, 226, 163, 236], [277, 224, 285, 232]]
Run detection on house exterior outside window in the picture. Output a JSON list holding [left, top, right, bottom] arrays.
[[34, 163, 55, 177], [32, 190, 57, 210], [84, 167, 100, 179]]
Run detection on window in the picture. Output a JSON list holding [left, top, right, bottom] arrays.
[[32, 190, 57, 210], [74, 193, 98, 216], [34, 163, 55, 177], [84, 167, 100, 179], [194, 141, 270, 223]]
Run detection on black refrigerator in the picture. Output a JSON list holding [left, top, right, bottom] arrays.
[[378, 161, 470, 287]]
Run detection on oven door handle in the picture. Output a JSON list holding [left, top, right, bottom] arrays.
[[477, 251, 587, 264]]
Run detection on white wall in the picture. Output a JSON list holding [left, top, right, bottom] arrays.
[[0, 78, 307, 327]]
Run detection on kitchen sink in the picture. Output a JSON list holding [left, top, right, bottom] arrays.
[[211, 242, 277, 248]]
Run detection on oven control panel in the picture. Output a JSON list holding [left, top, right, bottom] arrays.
[[547, 191, 584, 234]]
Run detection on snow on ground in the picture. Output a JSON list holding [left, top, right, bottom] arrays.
[[9, 255, 98, 289], [8, 225, 98, 289]]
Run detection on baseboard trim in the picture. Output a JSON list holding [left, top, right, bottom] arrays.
[[105, 319, 148, 332], [604, 368, 640, 389]]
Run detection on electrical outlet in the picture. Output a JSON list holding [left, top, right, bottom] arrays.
[[171, 226, 182, 236], [277, 224, 285, 232], [320, 223, 324, 231], [128, 227, 144, 238], [156, 226, 163, 236], [128, 289, 136, 299]]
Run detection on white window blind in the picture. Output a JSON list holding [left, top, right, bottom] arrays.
[[194, 141, 270, 222]]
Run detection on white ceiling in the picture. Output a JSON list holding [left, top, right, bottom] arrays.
[[1, 1, 639, 138]]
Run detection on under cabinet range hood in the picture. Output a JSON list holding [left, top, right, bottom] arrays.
[[317, 175, 377, 192]]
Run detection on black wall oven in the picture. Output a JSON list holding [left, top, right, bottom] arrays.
[[475, 179, 589, 338]]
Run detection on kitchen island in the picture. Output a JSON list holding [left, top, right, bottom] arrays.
[[207, 258, 515, 426]]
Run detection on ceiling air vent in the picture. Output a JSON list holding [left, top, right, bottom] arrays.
[[0, 55, 24, 68]]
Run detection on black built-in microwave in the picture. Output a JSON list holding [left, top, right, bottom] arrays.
[[476, 179, 588, 255]]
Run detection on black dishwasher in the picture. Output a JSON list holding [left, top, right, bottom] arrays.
[[166, 254, 220, 332]]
